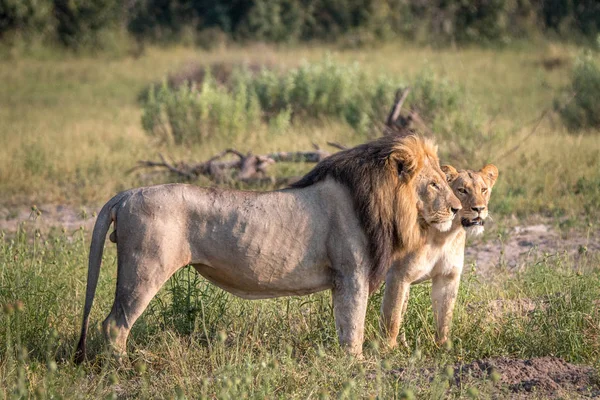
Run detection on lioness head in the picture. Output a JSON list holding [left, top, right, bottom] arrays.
[[441, 164, 499, 236]]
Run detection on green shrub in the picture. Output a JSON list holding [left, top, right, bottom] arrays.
[[53, 0, 122, 49], [249, 58, 396, 132], [2, 0, 600, 51], [542, 0, 600, 39], [141, 58, 465, 144], [0, 0, 54, 40], [236, 0, 304, 43], [142, 70, 262, 145], [559, 54, 600, 131], [406, 69, 462, 120]]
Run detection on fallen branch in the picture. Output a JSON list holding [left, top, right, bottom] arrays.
[[326, 141, 348, 150], [132, 146, 335, 184]]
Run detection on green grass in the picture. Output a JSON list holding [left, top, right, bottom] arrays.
[[0, 42, 599, 398], [0, 43, 598, 222], [0, 227, 598, 398]]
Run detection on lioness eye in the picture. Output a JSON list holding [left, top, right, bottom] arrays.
[[458, 188, 467, 194], [482, 188, 488, 194], [430, 182, 439, 190]]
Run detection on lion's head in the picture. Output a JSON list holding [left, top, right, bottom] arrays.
[[441, 164, 499, 236], [415, 159, 463, 234], [291, 134, 459, 292]]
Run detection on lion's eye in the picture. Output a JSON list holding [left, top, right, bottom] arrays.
[[482, 187, 488, 194], [458, 188, 467, 194], [430, 182, 440, 190]]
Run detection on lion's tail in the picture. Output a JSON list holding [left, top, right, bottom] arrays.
[[74, 191, 127, 364]]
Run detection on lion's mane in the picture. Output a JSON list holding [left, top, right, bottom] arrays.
[[291, 135, 437, 293]]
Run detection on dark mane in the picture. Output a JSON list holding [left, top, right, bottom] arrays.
[[291, 135, 432, 293]]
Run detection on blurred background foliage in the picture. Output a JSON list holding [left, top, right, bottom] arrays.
[[1, 0, 599, 51]]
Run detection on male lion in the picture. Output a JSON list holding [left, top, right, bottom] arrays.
[[381, 164, 498, 348], [75, 135, 461, 362]]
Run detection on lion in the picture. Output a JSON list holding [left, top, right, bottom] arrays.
[[380, 164, 498, 349], [75, 135, 461, 363]]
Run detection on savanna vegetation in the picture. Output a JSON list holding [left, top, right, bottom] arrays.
[[2, 0, 600, 52], [1, 1, 600, 398], [1, 44, 599, 221], [1, 224, 599, 398]]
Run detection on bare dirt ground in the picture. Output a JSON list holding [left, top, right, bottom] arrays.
[[0, 204, 97, 235], [466, 223, 599, 276], [384, 356, 599, 398], [462, 357, 599, 398]]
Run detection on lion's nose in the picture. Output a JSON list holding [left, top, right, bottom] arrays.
[[472, 206, 485, 213]]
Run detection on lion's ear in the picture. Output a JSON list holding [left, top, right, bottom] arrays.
[[393, 149, 420, 182], [441, 165, 459, 182], [480, 164, 498, 187]]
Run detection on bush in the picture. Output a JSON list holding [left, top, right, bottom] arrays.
[[141, 58, 465, 144], [53, 0, 122, 49], [142, 70, 262, 145], [0, 0, 54, 42], [2, 0, 600, 50], [542, 0, 600, 38], [408, 69, 462, 120], [558, 54, 600, 131], [248, 57, 398, 133], [235, 0, 304, 43]]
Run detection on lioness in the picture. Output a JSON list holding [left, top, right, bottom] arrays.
[[75, 135, 461, 362], [381, 164, 498, 348]]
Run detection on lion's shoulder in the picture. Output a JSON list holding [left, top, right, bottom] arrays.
[[290, 134, 436, 293]]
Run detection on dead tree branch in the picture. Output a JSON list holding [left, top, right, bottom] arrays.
[[383, 86, 437, 138], [133, 147, 333, 184], [386, 87, 411, 128], [326, 141, 348, 150]]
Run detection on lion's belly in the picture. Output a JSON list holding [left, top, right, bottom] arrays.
[[191, 262, 332, 299], [188, 225, 333, 298], [185, 188, 335, 299]]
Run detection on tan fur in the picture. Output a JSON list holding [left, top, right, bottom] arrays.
[[381, 164, 498, 348], [291, 135, 461, 293], [75, 135, 460, 362]]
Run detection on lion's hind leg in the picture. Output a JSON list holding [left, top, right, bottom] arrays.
[[102, 248, 187, 357]]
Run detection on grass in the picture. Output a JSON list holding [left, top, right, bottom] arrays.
[[0, 42, 598, 222], [0, 41, 599, 398], [0, 226, 598, 398]]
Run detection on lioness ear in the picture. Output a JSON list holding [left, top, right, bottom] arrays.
[[480, 164, 498, 187], [441, 165, 459, 182]]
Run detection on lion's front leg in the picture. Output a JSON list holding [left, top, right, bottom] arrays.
[[380, 267, 410, 349], [331, 273, 369, 356], [431, 270, 461, 347]]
